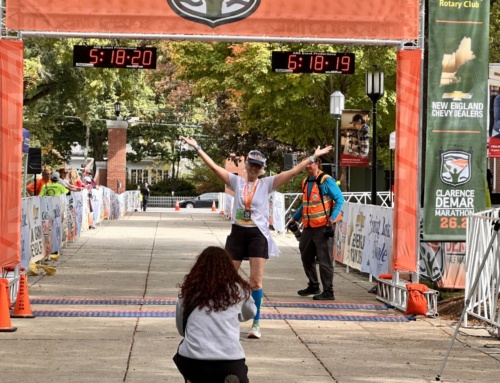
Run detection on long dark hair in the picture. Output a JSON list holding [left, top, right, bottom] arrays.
[[178, 246, 251, 312]]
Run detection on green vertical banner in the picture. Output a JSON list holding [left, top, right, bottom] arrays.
[[424, 1, 489, 241]]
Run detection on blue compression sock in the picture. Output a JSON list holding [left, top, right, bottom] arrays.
[[251, 289, 263, 323]]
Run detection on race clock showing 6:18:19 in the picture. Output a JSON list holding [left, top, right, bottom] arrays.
[[73, 46, 157, 69], [271, 51, 355, 74]]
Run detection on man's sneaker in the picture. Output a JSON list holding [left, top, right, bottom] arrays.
[[248, 324, 261, 339], [297, 286, 321, 296], [313, 291, 335, 301]]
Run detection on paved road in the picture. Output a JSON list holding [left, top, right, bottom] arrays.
[[1, 208, 499, 382]]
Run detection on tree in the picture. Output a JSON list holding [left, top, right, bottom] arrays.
[[167, 41, 397, 170], [23, 37, 158, 164]]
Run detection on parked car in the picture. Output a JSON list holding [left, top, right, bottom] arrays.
[[178, 193, 220, 209]]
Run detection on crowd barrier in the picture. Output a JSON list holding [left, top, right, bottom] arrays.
[[464, 208, 500, 332], [4, 188, 140, 305]]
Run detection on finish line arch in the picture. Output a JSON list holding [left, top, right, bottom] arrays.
[[0, 0, 422, 280]]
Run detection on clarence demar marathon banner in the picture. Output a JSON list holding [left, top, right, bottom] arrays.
[[424, 1, 489, 241], [6, 1, 419, 40]]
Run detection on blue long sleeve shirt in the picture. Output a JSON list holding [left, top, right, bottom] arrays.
[[292, 176, 344, 223]]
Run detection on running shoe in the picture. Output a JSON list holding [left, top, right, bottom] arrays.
[[248, 324, 261, 339]]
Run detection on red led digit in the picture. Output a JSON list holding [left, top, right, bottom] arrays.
[[131, 50, 141, 65], [115, 49, 126, 65], [90, 48, 99, 64], [341, 56, 351, 72], [143, 50, 152, 66], [314, 55, 325, 71], [288, 54, 298, 70]]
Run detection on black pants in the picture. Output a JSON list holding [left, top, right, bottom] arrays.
[[299, 226, 334, 293], [142, 197, 148, 211], [173, 353, 249, 383]]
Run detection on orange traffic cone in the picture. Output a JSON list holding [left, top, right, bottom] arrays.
[[11, 274, 35, 318], [0, 282, 16, 332], [175, 199, 180, 211], [0, 279, 12, 309], [211, 200, 217, 212]]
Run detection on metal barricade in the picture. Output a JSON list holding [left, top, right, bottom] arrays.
[[464, 208, 500, 331]]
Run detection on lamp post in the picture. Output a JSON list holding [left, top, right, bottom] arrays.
[[389, 131, 396, 205], [114, 101, 122, 118], [330, 91, 345, 181], [365, 68, 384, 205]]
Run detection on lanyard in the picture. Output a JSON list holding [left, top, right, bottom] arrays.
[[243, 179, 259, 210]]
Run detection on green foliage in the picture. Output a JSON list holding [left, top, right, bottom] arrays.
[[168, 42, 397, 170], [148, 178, 196, 196], [184, 158, 225, 194]]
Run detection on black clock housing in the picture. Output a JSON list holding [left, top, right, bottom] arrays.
[[73, 46, 157, 69], [272, 52, 355, 74]]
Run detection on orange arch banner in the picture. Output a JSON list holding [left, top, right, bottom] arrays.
[[6, 0, 419, 40], [0, 40, 23, 268]]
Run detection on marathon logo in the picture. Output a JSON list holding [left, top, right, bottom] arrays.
[[440, 151, 471, 187], [167, 0, 261, 28]]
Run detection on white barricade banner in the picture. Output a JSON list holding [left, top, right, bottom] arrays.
[[29, 197, 44, 264], [98, 188, 105, 222], [343, 202, 369, 271], [361, 206, 393, 277], [111, 193, 120, 219], [91, 189, 101, 226], [61, 195, 69, 244], [333, 205, 348, 264], [224, 194, 233, 219], [41, 197, 53, 257], [103, 188, 111, 219], [73, 192, 84, 236], [20, 198, 31, 269], [271, 192, 285, 233], [51, 196, 63, 253], [66, 193, 77, 242], [82, 192, 90, 231]]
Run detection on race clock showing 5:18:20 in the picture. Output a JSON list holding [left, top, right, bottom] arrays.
[[73, 46, 157, 69], [271, 52, 355, 74]]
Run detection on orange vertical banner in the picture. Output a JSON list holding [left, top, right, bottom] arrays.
[[0, 40, 24, 268], [393, 49, 421, 272]]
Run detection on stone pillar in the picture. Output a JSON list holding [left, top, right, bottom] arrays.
[[106, 120, 128, 194]]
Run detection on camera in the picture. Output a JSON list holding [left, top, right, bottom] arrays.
[[287, 221, 302, 240], [323, 225, 334, 238]]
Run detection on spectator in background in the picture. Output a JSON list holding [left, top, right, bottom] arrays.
[[58, 168, 80, 192], [68, 169, 84, 192], [80, 158, 94, 174], [140, 182, 150, 212], [26, 169, 51, 196], [39, 172, 69, 196]]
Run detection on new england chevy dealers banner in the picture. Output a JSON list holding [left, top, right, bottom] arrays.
[[423, 0, 489, 241]]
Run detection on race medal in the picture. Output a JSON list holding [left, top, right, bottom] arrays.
[[243, 210, 252, 221]]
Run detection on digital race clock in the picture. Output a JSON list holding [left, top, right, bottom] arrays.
[[73, 46, 157, 69], [271, 52, 355, 74]]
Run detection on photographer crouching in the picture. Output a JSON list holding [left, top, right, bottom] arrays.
[[288, 155, 344, 301]]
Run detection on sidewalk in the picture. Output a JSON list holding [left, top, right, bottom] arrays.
[[1, 208, 499, 383]]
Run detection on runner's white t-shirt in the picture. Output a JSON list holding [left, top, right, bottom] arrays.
[[228, 173, 280, 257]]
